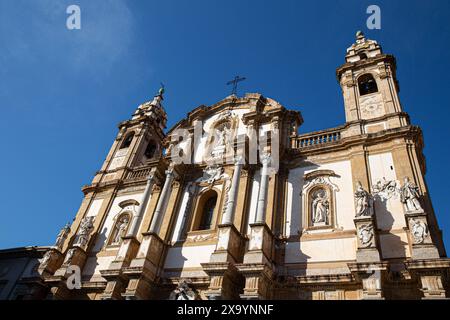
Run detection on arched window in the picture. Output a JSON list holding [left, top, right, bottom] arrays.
[[358, 74, 378, 96], [144, 141, 157, 159], [359, 53, 367, 60], [121, 132, 134, 149], [198, 195, 217, 231]]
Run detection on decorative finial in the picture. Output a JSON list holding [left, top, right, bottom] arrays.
[[158, 82, 165, 97], [356, 30, 365, 39]]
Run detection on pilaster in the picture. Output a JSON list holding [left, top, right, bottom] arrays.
[[201, 223, 245, 299], [406, 259, 450, 299], [404, 209, 440, 260], [354, 215, 381, 263], [45, 246, 88, 300], [348, 262, 388, 300], [122, 232, 166, 299], [99, 236, 141, 300], [159, 179, 184, 241], [236, 223, 275, 299]]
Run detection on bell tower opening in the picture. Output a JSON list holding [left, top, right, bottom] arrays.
[[121, 132, 134, 149], [358, 74, 378, 96]]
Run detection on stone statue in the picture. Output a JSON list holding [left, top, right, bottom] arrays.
[[41, 251, 52, 266], [400, 177, 422, 211], [372, 177, 399, 200], [112, 216, 129, 244], [411, 219, 428, 244], [217, 128, 227, 147], [312, 189, 329, 224], [166, 143, 174, 156], [64, 248, 75, 265], [358, 224, 374, 247], [354, 182, 373, 217], [54, 223, 71, 250], [75, 216, 95, 247], [202, 164, 224, 184], [210, 124, 232, 159], [168, 280, 197, 300]]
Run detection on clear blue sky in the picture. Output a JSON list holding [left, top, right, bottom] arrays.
[[1, 0, 449, 250]]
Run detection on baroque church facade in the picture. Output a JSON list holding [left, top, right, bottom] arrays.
[[5, 32, 450, 300]]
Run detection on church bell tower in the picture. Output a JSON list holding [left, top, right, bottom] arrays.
[[337, 31, 409, 135], [92, 86, 168, 185]]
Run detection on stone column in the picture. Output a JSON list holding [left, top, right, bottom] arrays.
[[222, 156, 243, 224], [127, 173, 155, 237], [236, 153, 275, 300], [158, 179, 184, 240], [255, 153, 271, 223], [149, 167, 174, 233], [121, 166, 175, 300], [202, 157, 246, 299]]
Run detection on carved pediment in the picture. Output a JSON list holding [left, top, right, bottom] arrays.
[[118, 199, 140, 209], [304, 170, 337, 181]]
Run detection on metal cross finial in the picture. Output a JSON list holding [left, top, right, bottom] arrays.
[[226, 76, 246, 96]]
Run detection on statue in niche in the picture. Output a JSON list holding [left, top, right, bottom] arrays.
[[54, 223, 71, 250], [217, 128, 228, 147], [75, 216, 95, 247], [354, 181, 373, 217], [211, 123, 232, 158], [411, 219, 428, 244], [400, 177, 423, 212], [168, 280, 197, 300], [112, 215, 130, 244], [311, 189, 329, 225], [358, 224, 374, 247]]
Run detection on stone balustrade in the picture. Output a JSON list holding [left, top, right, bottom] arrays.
[[292, 127, 343, 149], [126, 166, 152, 180]]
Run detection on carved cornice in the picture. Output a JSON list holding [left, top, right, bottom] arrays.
[[336, 54, 397, 81], [295, 274, 355, 285]]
